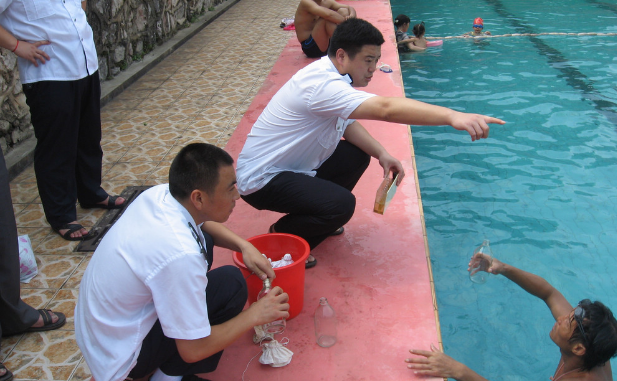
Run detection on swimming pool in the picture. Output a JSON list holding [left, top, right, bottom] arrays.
[[389, 0, 617, 378]]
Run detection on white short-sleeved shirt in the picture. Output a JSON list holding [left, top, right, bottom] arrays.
[[0, 0, 98, 83], [75, 185, 211, 381], [236, 56, 376, 195]]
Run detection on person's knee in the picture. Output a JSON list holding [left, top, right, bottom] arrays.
[[329, 190, 356, 226], [223, 266, 248, 310]]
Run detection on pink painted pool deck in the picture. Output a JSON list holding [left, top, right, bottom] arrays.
[[210, 1, 441, 380]]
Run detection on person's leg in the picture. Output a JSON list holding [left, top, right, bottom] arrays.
[[0, 148, 43, 338], [23, 80, 81, 232], [128, 266, 247, 379], [242, 171, 356, 250], [74, 72, 112, 206], [311, 17, 337, 53], [315, 139, 370, 191]]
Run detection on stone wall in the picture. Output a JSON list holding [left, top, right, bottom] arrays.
[[0, 0, 222, 155]]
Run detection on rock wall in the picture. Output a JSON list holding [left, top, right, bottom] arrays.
[[0, 0, 220, 154]]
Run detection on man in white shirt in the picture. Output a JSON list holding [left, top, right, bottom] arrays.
[[75, 143, 289, 381], [0, 0, 125, 242], [236, 18, 505, 268]]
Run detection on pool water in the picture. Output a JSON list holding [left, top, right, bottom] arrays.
[[390, 0, 617, 379]]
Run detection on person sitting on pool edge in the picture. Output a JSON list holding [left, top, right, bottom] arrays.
[[394, 15, 427, 52], [235, 18, 505, 269], [294, 0, 356, 58], [464, 17, 492, 37], [406, 254, 617, 381]]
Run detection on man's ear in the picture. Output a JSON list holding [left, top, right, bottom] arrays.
[[571, 342, 587, 357], [189, 189, 206, 211], [335, 48, 347, 65]]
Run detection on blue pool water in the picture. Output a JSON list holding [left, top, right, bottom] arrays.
[[389, 0, 617, 379]]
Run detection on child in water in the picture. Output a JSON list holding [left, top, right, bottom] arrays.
[[394, 15, 427, 52], [464, 17, 491, 37]]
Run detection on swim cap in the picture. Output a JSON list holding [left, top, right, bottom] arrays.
[[474, 17, 484, 25]]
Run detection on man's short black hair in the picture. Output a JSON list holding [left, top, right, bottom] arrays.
[[569, 299, 617, 371], [328, 18, 385, 59], [169, 143, 234, 200]]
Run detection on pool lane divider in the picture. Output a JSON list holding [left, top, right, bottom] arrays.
[[484, 0, 617, 127], [209, 0, 442, 380]]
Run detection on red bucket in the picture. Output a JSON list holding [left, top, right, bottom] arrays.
[[232, 233, 310, 319]]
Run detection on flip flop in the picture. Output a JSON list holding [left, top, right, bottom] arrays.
[[80, 195, 125, 210], [53, 223, 98, 241], [24, 309, 66, 333], [305, 256, 317, 269], [0, 362, 13, 381]]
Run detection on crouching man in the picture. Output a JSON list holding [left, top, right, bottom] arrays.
[[75, 143, 289, 381]]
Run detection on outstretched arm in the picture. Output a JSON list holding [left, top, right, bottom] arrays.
[[406, 344, 490, 380], [469, 255, 572, 319], [349, 96, 505, 142]]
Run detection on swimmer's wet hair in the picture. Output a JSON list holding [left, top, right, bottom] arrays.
[[413, 21, 425, 38], [169, 143, 234, 200], [394, 14, 410, 27], [328, 18, 385, 59], [569, 299, 617, 371]]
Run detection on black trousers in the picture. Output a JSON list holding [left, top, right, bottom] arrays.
[[242, 140, 370, 249], [128, 231, 247, 378], [0, 148, 39, 342], [23, 71, 108, 230]]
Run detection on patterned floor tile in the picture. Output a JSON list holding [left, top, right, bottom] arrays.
[[20, 255, 84, 290], [5, 0, 302, 378], [4, 330, 82, 380]]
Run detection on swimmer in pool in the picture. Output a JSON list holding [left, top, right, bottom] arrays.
[[463, 17, 492, 37], [406, 255, 617, 381], [394, 15, 427, 52]]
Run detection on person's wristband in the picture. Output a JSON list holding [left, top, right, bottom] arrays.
[[11, 40, 19, 52]]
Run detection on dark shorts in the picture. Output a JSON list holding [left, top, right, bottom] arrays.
[[301, 35, 328, 58]]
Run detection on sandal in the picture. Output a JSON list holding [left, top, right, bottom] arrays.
[[53, 223, 97, 241], [330, 227, 344, 236], [305, 256, 317, 269], [80, 195, 125, 210], [0, 362, 13, 381], [24, 309, 66, 333]]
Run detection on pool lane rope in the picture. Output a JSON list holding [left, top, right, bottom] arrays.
[[427, 32, 617, 40]]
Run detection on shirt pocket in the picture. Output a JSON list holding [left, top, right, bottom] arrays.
[[21, 0, 56, 21], [317, 118, 346, 149]]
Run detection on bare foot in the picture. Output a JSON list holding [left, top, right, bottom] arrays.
[[58, 221, 89, 239], [0, 365, 7, 378], [30, 310, 60, 328], [306, 255, 316, 265]]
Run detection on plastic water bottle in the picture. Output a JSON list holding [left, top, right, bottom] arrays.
[[469, 239, 493, 284], [314, 297, 337, 347]]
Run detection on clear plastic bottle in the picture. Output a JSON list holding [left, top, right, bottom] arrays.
[[314, 297, 337, 347], [469, 239, 493, 284], [257, 278, 286, 334]]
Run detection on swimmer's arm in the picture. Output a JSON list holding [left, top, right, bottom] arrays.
[[406, 43, 426, 51], [406, 344, 490, 381], [490, 259, 572, 319], [350, 96, 505, 142]]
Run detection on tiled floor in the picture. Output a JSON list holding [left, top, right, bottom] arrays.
[[3, 0, 297, 378]]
